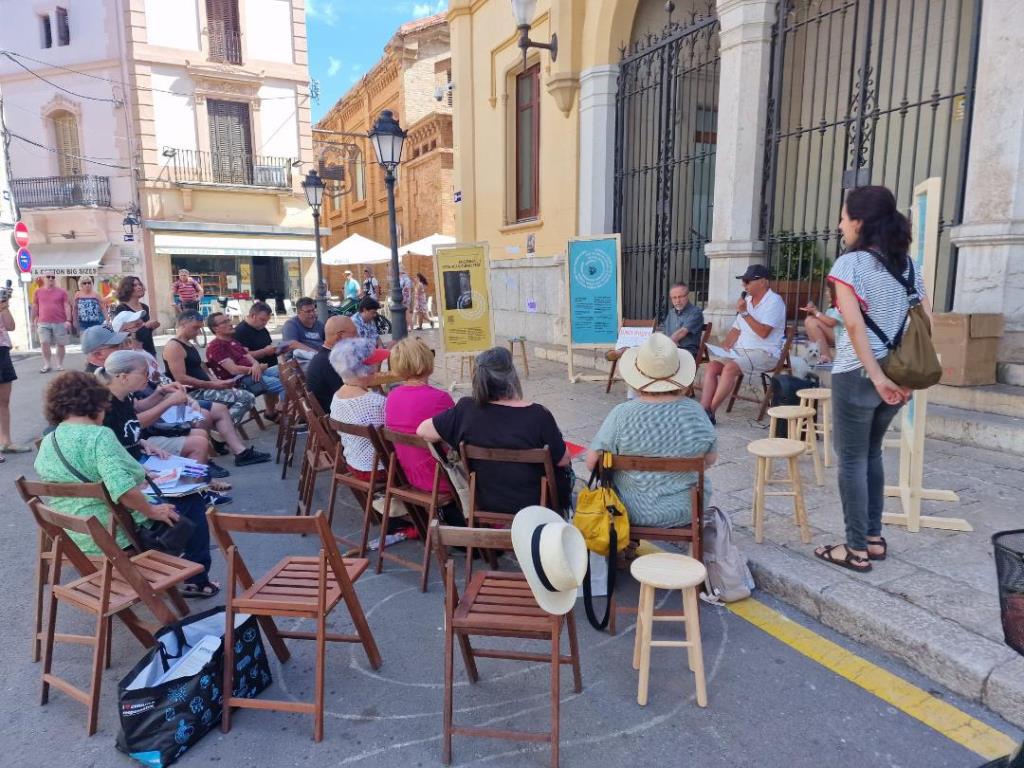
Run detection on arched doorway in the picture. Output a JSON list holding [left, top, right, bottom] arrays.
[[614, 2, 721, 321]]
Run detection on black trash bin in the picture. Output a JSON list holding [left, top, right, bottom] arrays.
[[994, 529, 1024, 656]]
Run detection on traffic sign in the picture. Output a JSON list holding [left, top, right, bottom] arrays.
[[16, 247, 32, 273], [13, 221, 29, 249]]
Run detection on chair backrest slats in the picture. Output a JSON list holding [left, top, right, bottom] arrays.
[[460, 442, 560, 511], [431, 520, 512, 555]]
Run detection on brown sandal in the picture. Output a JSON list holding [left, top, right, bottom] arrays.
[[815, 544, 872, 573], [867, 536, 887, 561]]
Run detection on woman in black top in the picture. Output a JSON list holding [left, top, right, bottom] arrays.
[[114, 276, 160, 356], [417, 346, 572, 514]]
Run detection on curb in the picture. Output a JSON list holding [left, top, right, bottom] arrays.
[[736, 529, 1024, 730]]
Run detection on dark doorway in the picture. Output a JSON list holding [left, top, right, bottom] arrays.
[[252, 257, 285, 311]]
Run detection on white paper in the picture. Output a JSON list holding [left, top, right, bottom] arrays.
[[706, 343, 741, 360], [159, 406, 204, 424], [154, 634, 222, 685], [614, 326, 653, 349]]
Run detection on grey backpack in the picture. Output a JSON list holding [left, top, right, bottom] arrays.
[[701, 506, 754, 603]]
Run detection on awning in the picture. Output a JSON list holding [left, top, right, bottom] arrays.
[[397, 233, 455, 256], [152, 233, 317, 258], [321, 233, 391, 266], [30, 242, 108, 276]]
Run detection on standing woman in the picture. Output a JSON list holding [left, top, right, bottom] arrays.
[[412, 273, 432, 329], [114, 275, 160, 356], [0, 287, 30, 459], [815, 185, 928, 573], [72, 276, 106, 336]]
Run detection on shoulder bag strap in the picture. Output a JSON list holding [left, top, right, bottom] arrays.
[[49, 430, 92, 483], [860, 252, 916, 350]]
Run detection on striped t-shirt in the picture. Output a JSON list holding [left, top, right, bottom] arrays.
[[828, 250, 926, 374], [174, 278, 201, 303]]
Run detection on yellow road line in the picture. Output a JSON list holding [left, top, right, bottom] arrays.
[[728, 597, 1018, 760]]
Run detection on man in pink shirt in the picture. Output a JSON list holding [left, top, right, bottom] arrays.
[[31, 273, 73, 372]]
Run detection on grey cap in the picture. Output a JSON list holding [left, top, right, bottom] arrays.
[[80, 324, 128, 354]]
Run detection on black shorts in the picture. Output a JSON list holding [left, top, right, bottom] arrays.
[[0, 346, 16, 384]]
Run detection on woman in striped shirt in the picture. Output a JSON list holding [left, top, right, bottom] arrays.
[[816, 186, 931, 574]]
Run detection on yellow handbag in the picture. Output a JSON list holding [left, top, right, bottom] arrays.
[[573, 452, 629, 557]]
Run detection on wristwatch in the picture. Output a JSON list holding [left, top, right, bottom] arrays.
[[740, 311, 750, 318]]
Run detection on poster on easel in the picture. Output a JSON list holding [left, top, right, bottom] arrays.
[[433, 242, 493, 390], [566, 234, 621, 383], [881, 177, 970, 533]]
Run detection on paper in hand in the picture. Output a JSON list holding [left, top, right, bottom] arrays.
[[706, 343, 741, 360]]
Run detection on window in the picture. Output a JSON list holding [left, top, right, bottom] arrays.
[[52, 111, 81, 177], [515, 64, 540, 221], [207, 99, 253, 184], [39, 14, 52, 48], [206, 0, 242, 64], [56, 7, 70, 46], [352, 149, 366, 201], [446, 69, 453, 107]]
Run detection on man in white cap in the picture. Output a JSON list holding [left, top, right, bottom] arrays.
[[111, 309, 146, 349]]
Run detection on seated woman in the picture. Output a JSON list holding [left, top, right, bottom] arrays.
[[34, 371, 219, 597], [329, 337, 387, 481], [801, 283, 844, 364], [383, 337, 463, 525], [585, 333, 717, 529], [417, 346, 572, 514]]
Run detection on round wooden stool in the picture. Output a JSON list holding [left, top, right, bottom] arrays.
[[747, 438, 811, 545], [797, 387, 833, 468], [630, 553, 708, 708], [767, 404, 823, 487]]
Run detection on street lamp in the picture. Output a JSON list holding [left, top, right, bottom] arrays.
[[121, 209, 140, 240], [509, 0, 557, 69], [369, 109, 408, 341], [301, 168, 329, 323]]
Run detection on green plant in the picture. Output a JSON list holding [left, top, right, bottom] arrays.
[[771, 233, 830, 281]]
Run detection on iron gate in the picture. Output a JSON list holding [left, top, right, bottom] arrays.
[[613, 7, 720, 321], [760, 0, 982, 319]]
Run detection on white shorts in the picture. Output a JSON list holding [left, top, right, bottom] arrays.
[[714, 348, 779, 376], [38, 322, 70, 345], [146, 435, 187, 454]]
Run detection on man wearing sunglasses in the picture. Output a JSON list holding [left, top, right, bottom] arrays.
[[699, 264, 786, 423], [31, 273, 73, 373]]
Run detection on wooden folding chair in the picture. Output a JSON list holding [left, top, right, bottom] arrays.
[[23, 495, 202, 735], [458, 442, 561, 579], [15, 476, 190, 662], [325, 419, 387, 554], [726, 326, 795, 421], [432, 522, 582, 768], [207, 509, 382, 743], [596, 454, 708, 635], [294, 398, 337, 519], [605, 318, 656, 393], [276, 360, 308, 476], [687, 322, 715, 397], [377, 427, 457, 591]]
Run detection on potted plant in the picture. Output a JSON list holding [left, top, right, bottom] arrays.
[[770, 233, 831, 319]]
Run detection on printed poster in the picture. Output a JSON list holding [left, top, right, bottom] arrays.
[[568, 235, 620, 346], [434, 243, 493, 354]]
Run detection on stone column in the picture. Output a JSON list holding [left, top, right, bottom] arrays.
[[577, 64, 618, 235], [448, 1, 477, 242], [950, 0, 1024, 368], [704, 0, 776, 331]]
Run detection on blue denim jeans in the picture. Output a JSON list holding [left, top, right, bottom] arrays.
[[831, 368, 903, 550], [170, 492, 212, 585]]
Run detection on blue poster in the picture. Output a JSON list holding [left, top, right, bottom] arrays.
[[568, 237, 619, 345]]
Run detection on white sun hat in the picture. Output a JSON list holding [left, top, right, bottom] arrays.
[[619, 332, 697, 394], [511, 506, 588, 615]]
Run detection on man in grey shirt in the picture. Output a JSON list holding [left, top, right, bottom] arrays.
[[661, 283, 705, 359]]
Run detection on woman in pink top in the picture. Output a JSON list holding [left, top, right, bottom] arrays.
[[383, 337, 465, 525]]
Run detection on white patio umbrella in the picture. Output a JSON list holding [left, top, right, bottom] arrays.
[[321, 233, 392, 265], [397, 233, 456, 256]]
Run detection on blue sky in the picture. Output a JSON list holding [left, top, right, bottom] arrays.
[[305, 0, 448, 123]]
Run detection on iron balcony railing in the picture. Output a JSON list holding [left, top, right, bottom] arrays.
[[11, 174, 112, 209], [168, 149, 293, 188], [208, 22, 242, 65]]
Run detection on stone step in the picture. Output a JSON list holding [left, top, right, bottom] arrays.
[[926, 403, 1024, 456], [930, 382, 1024, 418], [997, 361, 1024, 386]]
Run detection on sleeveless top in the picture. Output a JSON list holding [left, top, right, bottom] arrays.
[[75, 295, 104, 325], [166, 337, 210, 382]]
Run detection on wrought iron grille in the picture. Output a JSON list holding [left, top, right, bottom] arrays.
[[760, 0, 982, 319], [168, 149, 293, 188], [11, 174, 111, 209], [613, 7, 720, 321]]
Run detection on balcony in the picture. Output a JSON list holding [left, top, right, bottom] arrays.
[[208, 22, 242, 65], [11, 175, 112, 209], [168, 149, 293, 189]]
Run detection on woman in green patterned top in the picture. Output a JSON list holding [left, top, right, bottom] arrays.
[[34, 372, 180, 556], [586, 333, 717, 528]]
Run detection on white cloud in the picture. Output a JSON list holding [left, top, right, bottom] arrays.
[[327, 56, 342, 77], [307, 0, 338, 25], [411, 0, 445, 18]]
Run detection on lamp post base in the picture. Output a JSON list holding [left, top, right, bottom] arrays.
[[315, 298, 329, 325], [389, 301, 408, 342]]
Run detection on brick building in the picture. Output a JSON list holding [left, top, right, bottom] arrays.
[[314, 13, 453, 291]]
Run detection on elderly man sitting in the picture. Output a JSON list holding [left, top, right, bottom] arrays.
[[699, 264, 786, 424]]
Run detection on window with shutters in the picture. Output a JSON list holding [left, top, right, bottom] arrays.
[[514, 64, 540, 222], [206, 0, 242, 65], [352, 148, 366, 202], [207, 100, 253, 184], [39, 14, 52, 48], [52, 111, 81, 177], [56, 7, 70, 46]]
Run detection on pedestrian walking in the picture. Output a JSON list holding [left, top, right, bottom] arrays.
[[172, 268, 203, 311], [31, 273, 72, 373], [413, 273, 432, 329], [815, 185, 928, 573]]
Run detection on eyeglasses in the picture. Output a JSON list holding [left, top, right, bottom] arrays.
[[45, 276, 56, 280], [80, 280, 92, 285]]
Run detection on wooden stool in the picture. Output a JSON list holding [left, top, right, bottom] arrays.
[[797, 387, 833, 468], [508, 336, 530, 377], [767, 404, 823, 487], [459, 354, 477, 380], [747, 438, 811, 545], [630, 553, 708, 708]]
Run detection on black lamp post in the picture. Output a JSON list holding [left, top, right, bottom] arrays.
[[369, 109, 408, 342], [301, 169, 328, 323], [509, 0, 557, 69], [122, 206, 141, 240]]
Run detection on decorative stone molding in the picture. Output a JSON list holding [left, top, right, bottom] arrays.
[[546, 71, 579, 117], [40, 94, 83, 121]]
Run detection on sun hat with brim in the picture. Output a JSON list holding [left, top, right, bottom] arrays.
[[511, 506, 588, 616], [111, 309, 145, 333], [619, 332, 696, 394]]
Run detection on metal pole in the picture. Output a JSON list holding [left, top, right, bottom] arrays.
[[385, 168, 407, 341], [312, 207, 328, 323]]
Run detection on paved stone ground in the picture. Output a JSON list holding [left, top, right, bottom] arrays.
[[1, 333, 1022, 767]]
